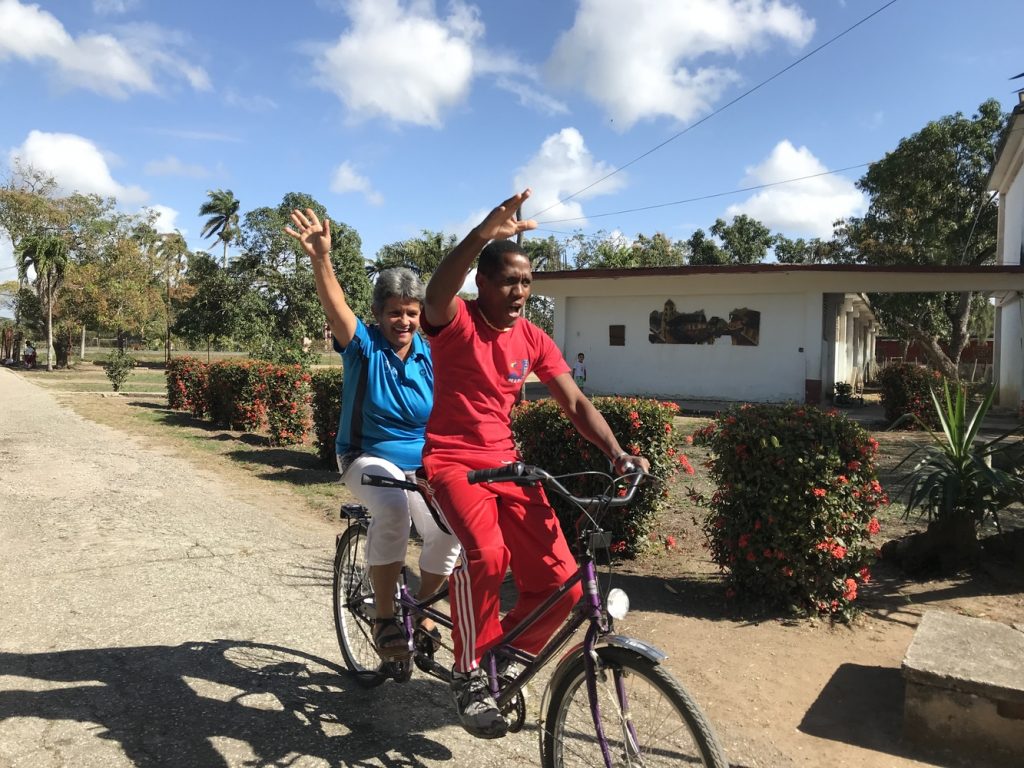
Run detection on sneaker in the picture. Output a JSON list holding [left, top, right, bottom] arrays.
[[449, 667, 508, 739]]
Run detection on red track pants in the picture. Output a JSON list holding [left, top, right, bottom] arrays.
[[421, 456, 583, 672]]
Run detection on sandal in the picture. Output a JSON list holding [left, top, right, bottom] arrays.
[[414, 615, 442, 653], [372, 618, 410, 660]]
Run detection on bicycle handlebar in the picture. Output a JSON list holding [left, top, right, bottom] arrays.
[[467, 462, 647, 509]]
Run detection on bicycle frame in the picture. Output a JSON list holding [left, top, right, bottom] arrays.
[[356, 466, 654, 768]]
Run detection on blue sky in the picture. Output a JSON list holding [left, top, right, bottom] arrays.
[[1, 0, 1022, 290]]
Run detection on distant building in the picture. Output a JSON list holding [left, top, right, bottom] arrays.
[[532, 264, 1024, 406]]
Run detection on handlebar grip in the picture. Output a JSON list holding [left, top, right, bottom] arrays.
[[361, 473, 419, 491], [467, 462, 529, 484]]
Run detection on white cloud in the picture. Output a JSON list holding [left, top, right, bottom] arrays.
[[92, 0, 139, 15], [315, 0, 481, 126], [143, 205, 180, 234], [9, 130, 149, 206], [514, 128, 626, 225], [547, 0, 814, 129], [224, 89, 279, 113], [494, 76, 569, 116], [725, 140, 866, 239], [0, 0, 209, 98], [144, 155, 210, 178], [330, 161, 384, 206]]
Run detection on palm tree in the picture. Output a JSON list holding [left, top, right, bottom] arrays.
[[156, 231, 190, 363], [198, 189, 240, 267], [17, 231, 69, 372]]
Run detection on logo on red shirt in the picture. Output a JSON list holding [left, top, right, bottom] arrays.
[[507, 358, 530, 382]]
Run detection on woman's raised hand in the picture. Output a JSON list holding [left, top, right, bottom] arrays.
[[284, 208, 332, 260]]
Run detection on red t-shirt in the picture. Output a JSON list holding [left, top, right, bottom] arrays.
[[422, 298, 569, 461]]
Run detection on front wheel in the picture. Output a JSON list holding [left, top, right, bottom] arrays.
[[333, 522, 387, 687], [542, 646, 728, 768]]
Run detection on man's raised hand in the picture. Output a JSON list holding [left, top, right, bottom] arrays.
[[474, 189, 537, 242]]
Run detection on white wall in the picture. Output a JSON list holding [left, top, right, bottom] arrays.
[[562, 293, 807, 402], [996, 162, 1024, 410]]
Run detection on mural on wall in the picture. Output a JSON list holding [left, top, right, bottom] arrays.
[[649, 300, 760, 346]]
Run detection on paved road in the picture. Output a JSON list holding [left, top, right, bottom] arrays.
[[0, 369, 537, 767]]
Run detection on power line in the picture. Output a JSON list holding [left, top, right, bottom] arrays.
[[534, 162, 871, 227], [529, 0, 901, 219]]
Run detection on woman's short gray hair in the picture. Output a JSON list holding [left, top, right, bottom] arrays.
[[372, 267, 425, 314]]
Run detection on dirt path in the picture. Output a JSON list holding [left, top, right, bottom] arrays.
[[2, 366, 1022, 767]]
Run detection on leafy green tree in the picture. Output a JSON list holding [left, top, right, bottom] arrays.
[[371, 230, 457, 281], [199, 189, 241, 267], [173, 251, 238, 360], [839, 99, 1008, 378], [630, 232, 687, 267], [522, 235, 566, 272], [686, 228, 727, 265], [16, 231, 69, 370], [710, 214, 773, 264], [234, 192, 370, 362]]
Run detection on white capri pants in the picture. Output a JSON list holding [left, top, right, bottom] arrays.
[[339, 453, 461, 575]]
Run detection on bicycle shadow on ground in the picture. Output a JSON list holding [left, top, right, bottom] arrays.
[[597, 570, 735, 622], [797, 662, 1001, 768], [0, 639, 456, 767]]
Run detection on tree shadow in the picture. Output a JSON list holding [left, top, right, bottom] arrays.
[[226, 448, 337, 485], [0, 639, 455, 767]]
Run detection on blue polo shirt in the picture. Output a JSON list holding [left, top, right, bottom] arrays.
[[334, 320, 433, 470]]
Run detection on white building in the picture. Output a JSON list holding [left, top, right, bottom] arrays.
[[533, 264, 1024, 406], [989, 97, 1024, 415]]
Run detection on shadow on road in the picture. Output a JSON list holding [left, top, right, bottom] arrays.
[[0, 639, 455, 766]]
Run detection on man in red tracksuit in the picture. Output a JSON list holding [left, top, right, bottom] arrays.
[[421, 189, 649, 739]]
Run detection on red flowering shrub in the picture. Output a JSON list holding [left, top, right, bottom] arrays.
[[878, 363, 944, 429], [310, 368, 344, 467], [165, 357, 209, 418], [207, 359, 270, 432], [511, 396, 686, 556], [264, 364, 312, 446], [690, 403, 887, 621]]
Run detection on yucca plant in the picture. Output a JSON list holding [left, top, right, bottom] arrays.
[[893, 382, 1024, 572]]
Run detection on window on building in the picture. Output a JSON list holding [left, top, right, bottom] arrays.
[[609, 324, 625, 346]]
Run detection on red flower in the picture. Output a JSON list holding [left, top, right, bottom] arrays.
[[831, 545, 846, 559], [858, 567, 872, 583], [610, 540, 627, 554], [664, 535, 677, 550], [867, 517, 881, 535], [738, 533, 750, 549], [847, 460, 861, 471], [813, 488, 827, 498], [843, 578, 857, 601]]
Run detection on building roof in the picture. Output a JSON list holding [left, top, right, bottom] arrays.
[[530, 263, 1024, 298]]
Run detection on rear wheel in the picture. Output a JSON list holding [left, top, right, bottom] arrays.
[[542, 646, 728, 768], [333, 522, 387, 687]]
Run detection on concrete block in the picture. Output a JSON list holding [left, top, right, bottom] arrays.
[[902, 610, 1024, 765]]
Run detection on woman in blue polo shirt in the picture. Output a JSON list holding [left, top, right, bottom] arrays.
[[286, 208, 460, 659]]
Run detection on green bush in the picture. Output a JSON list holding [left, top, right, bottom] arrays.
[[878, 363, 944, 429], [311, 368, 344, 467], [511, 397, 686, 557], [103, 349, 136, 392], [691, 403, 886, 621]]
